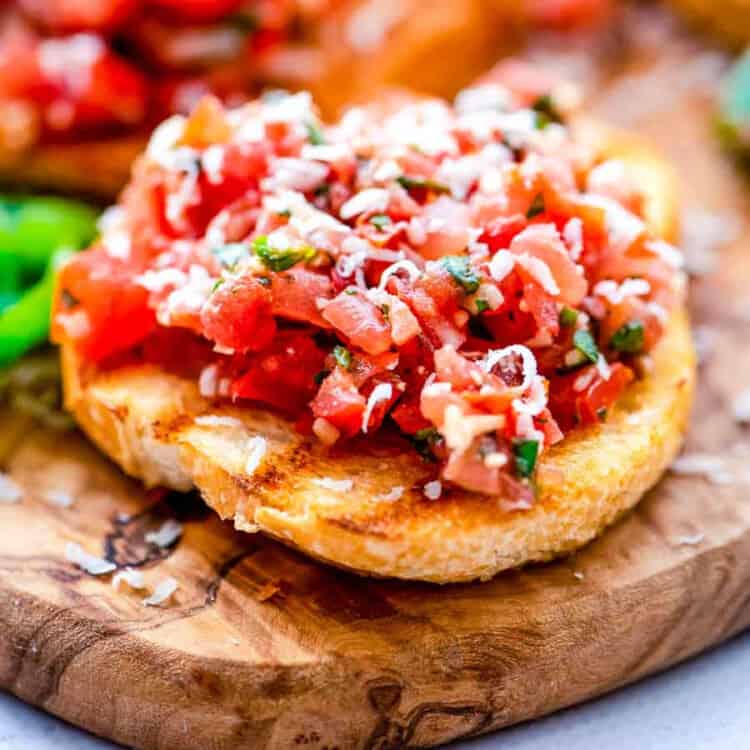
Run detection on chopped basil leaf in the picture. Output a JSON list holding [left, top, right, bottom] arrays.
[[370, 214, 393, 230], [475, 298, 490, 314], [211, 243, 248, 269], [532, 94, 563, 129], [513, 439, 539, 479], [610, 320, 645, 354], [252, 235, 316, 272], [276, 209, 291, 218], [410, 427, 441, 461], [333, 345, 352, 370], [397, 175, 450, 194], [257, 276, 271, 287], [559, 306, 579, 327], [314, 183, 330, 197], [597, 407, 608, 422], [379, 303, 390, 322], [314, 369, 330, 385], [526, 193, 545, 219], [573, 329, 599, 364], [227, 12, 258, 33], [211, 278, 225, 294], [306, 121, 326, 146], [441, 256, 480, 294]]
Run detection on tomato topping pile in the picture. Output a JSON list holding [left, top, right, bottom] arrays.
[[0, 1, 332, 149], [53, 68, 685, 502]]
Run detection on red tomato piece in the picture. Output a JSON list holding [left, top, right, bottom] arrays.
[[230, 332, 327, 414], [200, 275, 276, 353], [322, 291, 393, 356], [310, 368, 367, 437], [19, 0, 139, 33], [147, 0, 244, 24], [271, 267, 332, 328], [53, 248, 156, 363]]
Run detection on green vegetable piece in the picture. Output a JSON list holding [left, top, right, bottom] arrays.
[[0, 196, 97, 283], [559, 306, 579, 327], [410, 427, 441, 461], [211, 243, 248, 269], [526, 193, 545, 219], [441, 256, 480, 294], [718, 50, 750, 160], [313, 369, 330, 385], [573, 329, 599, 364], [610, 320, 645, 354], [475, 298, 490, 314], [252, 235, 316, 272], [0, 291, 20, 314], [370, 214, 393, 231], [305, 121, 327, 146], [532, 94, 563, 129], [333, 345, 352, 370], [0, 249, 74, 367], [513, 439, 539, 479], [397, 175, 450, 194]]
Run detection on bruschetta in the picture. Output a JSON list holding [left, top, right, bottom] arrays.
[[0, 0, 524, 197], [52, 71, 695, 583]]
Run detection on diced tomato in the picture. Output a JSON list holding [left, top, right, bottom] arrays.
[[479, 214, 527, 254], [548, 362, 634, 430], [443, 437, 504, 495], [522, 281, 560, 338], [53, 248, 156, 362], [271, 267, 332, 328], [526, 0, 613, 29], [391, 397, 431, 435], [509, 224, 588, 306], [322, 290, 393, 355], [37, 37, 149, 136], [19, 0, 139, 33], [200, 275, 276, 353], [231, 332, 327, 414], [311, 368, 367, 437]]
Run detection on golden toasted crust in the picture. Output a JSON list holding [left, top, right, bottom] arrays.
[[58, 129, 696, 582]]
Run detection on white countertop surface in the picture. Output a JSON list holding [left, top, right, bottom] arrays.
[[2, 629, 749, 750]]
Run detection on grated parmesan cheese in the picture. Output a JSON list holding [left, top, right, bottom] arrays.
[[112, 568, 146, 592], [423, 480, 442, 500], [0, 473, 23, 504], [340, 188, 390, 219], [143, 578, 178, 607], [245, 436, 268, 476], [145, 520, 183, 548], [65, 542, 116, 576], [361, 383, 393, 434], [313, 477, 354, 492]]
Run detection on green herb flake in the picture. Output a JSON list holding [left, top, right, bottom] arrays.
[[314, 183, 330, 198], [532, 94, 563, 129], [513, 439, 539, 479], [227, 12, 259, 33], [559, 306, 579, 327], [313, 369, 330, 385], [610, 320, 645, 354], [573, 329, 600, 364], [370, 214, 393, 231], [211, 278, 225, 294], [333, 345, 352, 370], [252, 235, 316, 272], [211, 243, 248, 269], [410, 427, 441, 461], [257, 276, 271, 288], [397, 175, 450, 194], [475, 298, 490, 314], [441, 256, 480, 294], [526, 193, 545, 219], [305, 121, 327, 146], [276, 209, 291, 218], [597, 407, 608, 422]]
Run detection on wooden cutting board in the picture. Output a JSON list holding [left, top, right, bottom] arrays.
[[2, 9, 750, 750]]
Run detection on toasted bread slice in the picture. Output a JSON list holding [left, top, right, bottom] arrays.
[[667, 0, 750, 48], [0, 0, 519, 198], [59, 129, 696, 583]]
